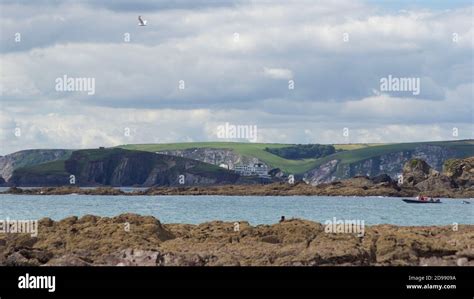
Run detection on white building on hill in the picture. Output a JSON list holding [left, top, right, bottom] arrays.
[[234, 163, 269, 178]]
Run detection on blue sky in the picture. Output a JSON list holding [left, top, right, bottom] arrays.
[[0, 0, 473, 154]]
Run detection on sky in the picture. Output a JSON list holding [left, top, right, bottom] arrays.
[[0, 0, 473, 155]]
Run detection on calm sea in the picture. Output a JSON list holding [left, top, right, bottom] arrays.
[[0, 194, 472, 226]]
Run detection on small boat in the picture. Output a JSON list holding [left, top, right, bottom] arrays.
[[462, 200, 471, 204], [402, 199, 441, 204]]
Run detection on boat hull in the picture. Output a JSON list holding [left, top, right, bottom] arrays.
[[402, 199, 441, 204]]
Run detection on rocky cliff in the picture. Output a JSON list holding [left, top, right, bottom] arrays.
[[156, 148, 268, 170], [1, 213, 472, 266], [0, 149, 72, 182], [304, 144, 471, 185], [401, 156, 474, 196], [7, 156, 473, 197], [8, 148, 241, 187]]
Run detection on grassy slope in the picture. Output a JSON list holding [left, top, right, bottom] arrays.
[[310, 140, 474, 169], [119, 142, 319, 174], [8, 149, 73, 170], [118, 140, 473, 174], [15, 140, 472, 177], [14, 159, 68, 175], [12, 149, 130, 176], [333, 143, 386, 150], [13, 148, 229, 177]]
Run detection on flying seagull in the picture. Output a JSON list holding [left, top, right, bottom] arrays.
[[138, 16, 147, 26]]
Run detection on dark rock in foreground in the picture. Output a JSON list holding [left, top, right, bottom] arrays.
[[0, 214, 472, 266]]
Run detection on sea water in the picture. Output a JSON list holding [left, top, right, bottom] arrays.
[[0, 194, 472, 226]]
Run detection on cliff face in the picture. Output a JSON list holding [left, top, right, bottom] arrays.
[[401, 156, 474, 193], [443, 157, 474, 188], [0, 149, 72, 182], [304, 144, 466, 185], [156, 148, 268, 170], [9, 149, 241, 187]]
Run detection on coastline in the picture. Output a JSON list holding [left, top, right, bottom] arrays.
[[3, 181, 474, 198], [1, 213, 472, 266]]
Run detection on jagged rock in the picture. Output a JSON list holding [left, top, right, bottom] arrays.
[[443, 157, 474, 188], [419, 256, 456, 266], [456, 248, 474, 259], [46, 254, 92, 266], [304, 159, 339, 185], [456, 257, 469, 266], [158, 252, 208, 266], [402, 159, 432, 186], [415, 174, 456, 191], [8, 148, 243, 187], [268, 168, 284, 178], [39, 217, 54, 227], [371, 174, 393, 184], [5, 251, 41, 266], [0, 149, 72, 182], [104, 249, 160, 266], [302, 144, 466, 184], [2, 214, 472, 266], [260, 235, 281, 244], [15, 248, 53, 264]]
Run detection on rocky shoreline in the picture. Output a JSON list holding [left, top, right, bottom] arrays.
[[2, 157, 473, 198], [1, 213, 472, 266], [3, 179, 473, 198], [4, 157, 473, 198]]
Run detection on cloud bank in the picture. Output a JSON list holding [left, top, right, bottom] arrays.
[[0, 0, 472, 154]]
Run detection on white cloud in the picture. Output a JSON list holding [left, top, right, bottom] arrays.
[[0, 0, 472, 154], [263, 67, 293, 80]]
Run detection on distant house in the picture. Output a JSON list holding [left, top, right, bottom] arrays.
[[99, 146, 105, 149], [234, 162, 269, 178]]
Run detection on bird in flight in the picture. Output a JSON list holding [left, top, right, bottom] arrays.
[[138, 16, 147, 26]]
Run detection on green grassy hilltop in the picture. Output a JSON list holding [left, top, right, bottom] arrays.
[[118, 140, 473, 174], [4, 140, 472, 184]]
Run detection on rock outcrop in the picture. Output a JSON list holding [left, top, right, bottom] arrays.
[[4, 154, 473, 197], [8, 148, 242, 187], [1, 214, 472, 266], [156, 148, 268, 171], [304, 144, 469, 184], [443, 157, 474, 188], [5, 164, 473, 197], [402, 159, 434, 186], [401, 157, 474, 196], [0, 149, 72, 182]]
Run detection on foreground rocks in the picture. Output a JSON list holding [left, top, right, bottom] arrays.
[[0, 214, 473, 266]]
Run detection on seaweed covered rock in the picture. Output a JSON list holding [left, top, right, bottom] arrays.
[[1, 214, 473, 266]]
